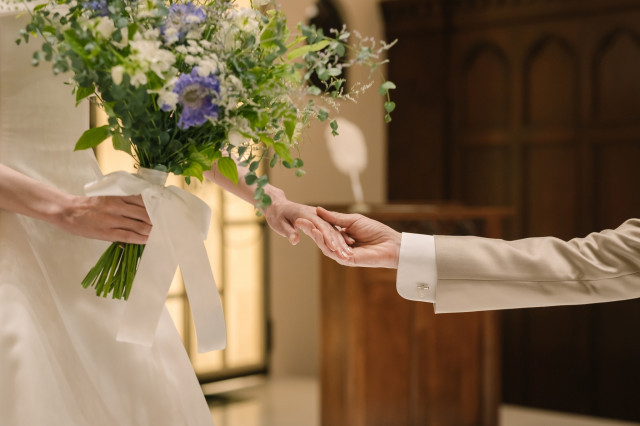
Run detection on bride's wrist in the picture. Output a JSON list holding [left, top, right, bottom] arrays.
[[264, 185, 287, 207], [46, 193, 78, 228]]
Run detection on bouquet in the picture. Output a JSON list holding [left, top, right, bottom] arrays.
[[19, 0, 396, 300]]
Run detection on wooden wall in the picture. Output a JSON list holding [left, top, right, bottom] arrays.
[[382, 0, 640, 421]]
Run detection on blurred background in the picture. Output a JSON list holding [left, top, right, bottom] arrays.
[[99, 0, 640, 425]]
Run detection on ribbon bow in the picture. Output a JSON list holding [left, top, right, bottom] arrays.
[[85, 169, 226, 353]]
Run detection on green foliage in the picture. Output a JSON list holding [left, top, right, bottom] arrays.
[[74, 125, 110, 151], [217, 157, 239, 185], [23, 0, 397, 211]]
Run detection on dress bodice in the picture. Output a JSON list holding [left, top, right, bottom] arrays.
[[0, 6, 100, 195]]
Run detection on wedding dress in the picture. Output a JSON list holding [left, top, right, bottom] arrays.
[[0, 5, 214, 425]]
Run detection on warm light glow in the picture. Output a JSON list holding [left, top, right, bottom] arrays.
[[236, 0, 251, 8]]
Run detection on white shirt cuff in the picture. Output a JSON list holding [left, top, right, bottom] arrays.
[[396, 232, 437, 303]]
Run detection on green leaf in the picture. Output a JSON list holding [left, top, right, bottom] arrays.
[[284, 118, 296, 141], [317, 109, 329, 122], [245, 173, 258, 186], [111, 132, 131, 154], [183, 162, 204, 181], [384, 101, 396, 113], [217, 157, 239, 185], [76, 85, 94, 106], [74, 125, 110, 151], [270, 154, 279, 168], [286, 40, 330, 60], [307, 86, 322, 96], [378, 81, 397, 95], [330, 119, 339, 136], [273, 142, 293, 163], [63, 30, 87, 58], [259, 134, 275, 147]]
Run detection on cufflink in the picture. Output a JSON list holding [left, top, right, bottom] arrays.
[[417, 283, 430, 299]]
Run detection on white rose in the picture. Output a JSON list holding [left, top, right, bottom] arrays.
[[96, 18, 116, 39], [111, 65, 125, 85]]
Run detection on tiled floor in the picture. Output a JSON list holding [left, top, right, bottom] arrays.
[[207, 376, 640, 426]]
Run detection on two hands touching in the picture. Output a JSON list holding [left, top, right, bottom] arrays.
[[296, 207, 401, 269]]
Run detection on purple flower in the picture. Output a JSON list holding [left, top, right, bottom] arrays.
[[162, 3, 207, 44], [165, 68, 220, 130], [83, 0, 109, 16]]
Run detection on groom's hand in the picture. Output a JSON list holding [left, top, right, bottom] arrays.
[[297, 207, 401, 269], [264, 192, 353, 261]]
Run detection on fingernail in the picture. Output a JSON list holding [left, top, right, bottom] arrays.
[[341, 251, 348, 258], [330, 239, 336, 250], [288, 234, 296, 243], [347, 246, 354, 254]]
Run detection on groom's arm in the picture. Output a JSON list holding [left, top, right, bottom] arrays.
[[429, 219, 640, 312]]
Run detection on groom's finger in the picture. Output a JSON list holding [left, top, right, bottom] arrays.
[[316, 206, 357, 229]]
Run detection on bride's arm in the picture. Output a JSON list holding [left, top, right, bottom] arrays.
[[0, 163, 151, 244], [204, 164, 352, 259]]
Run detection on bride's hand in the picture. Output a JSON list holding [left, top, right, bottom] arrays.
[[55, 194, 151, 244], [264, 189, 353, 260]]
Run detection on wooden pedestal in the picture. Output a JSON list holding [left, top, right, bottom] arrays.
[[320, 204, 512, 426]]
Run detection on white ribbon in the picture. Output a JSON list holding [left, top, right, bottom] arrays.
[[85, 168, 226, 353]]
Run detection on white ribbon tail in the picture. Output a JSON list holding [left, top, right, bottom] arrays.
[[86, 171, 227, 352], [116, 225, 176, 347]]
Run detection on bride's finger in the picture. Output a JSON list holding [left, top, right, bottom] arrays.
[[122, 195, 145, 205], [117, 201, 151, 224]]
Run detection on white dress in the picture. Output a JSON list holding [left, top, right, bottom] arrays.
[[0, 7, 214, 426]]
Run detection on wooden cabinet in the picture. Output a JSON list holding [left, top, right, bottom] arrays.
[[381, 0, 640, 421], [320, 204, 512, 426]]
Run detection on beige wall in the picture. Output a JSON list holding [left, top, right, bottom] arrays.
[[268, 0, 388, 377]]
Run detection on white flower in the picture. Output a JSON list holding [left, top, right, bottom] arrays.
[[158, 90, 179, 110], [253, 0, 271, 6], [112, 28, 129, 49], [227, 130, 245, 147], [95, 18, 116, 39], [197, 57, 218, 76], [185, 55, 198, 65], [130, 39, 176, 79], [130, 70, 147, 87], [111, 65, 125, 85], [186, 40, 204, 55], [186, 29, 202, 40], [230, 8, 260, 35], [163, 27, 180, 45]]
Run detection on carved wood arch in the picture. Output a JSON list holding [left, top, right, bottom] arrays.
[[523, 35, 578, 127], [592, 28, 640, 123], [460, 42, 511, 130]]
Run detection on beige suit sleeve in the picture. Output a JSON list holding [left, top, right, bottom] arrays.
[[433, 219, 640, 313]]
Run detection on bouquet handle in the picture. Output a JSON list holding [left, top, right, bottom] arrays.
[[85, 170, 226, 353]]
